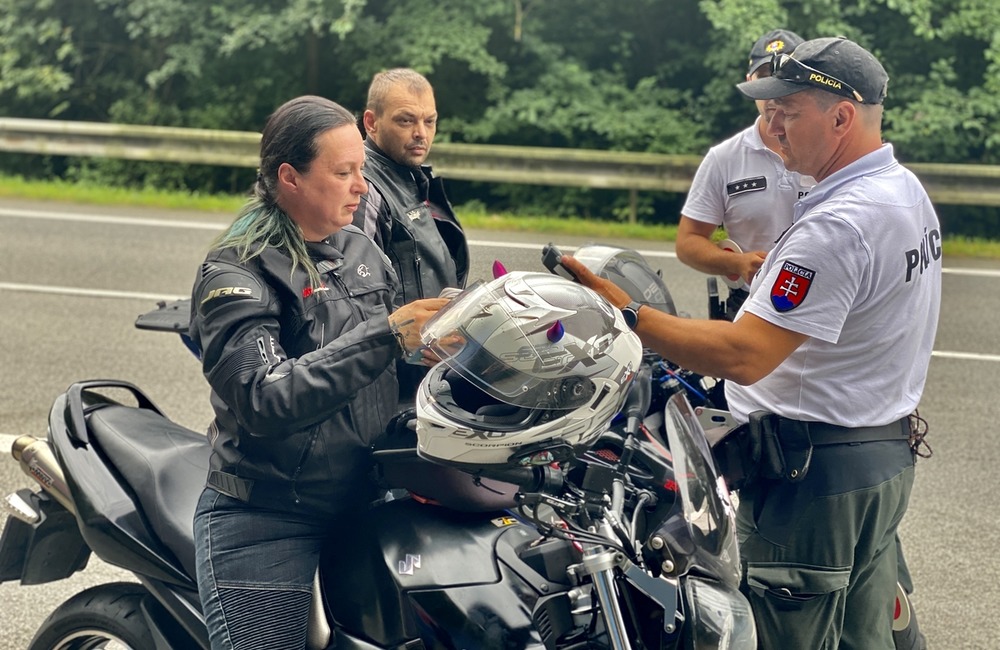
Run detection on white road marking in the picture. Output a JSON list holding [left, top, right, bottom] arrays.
[[2, 278, 999, 363], [931, 350, 1000, 362], [469, 240, 680, 260], [0, 282, 184, 302], [0, 207, 226, 230], [3, 207, 998, 276], [2, 207, 998, 363], [1, 353, 998, 456]]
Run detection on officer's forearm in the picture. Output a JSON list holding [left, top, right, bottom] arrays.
[[632, 308, 806, 385]]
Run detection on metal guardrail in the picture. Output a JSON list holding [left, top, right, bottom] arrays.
[[0, 118, 262, 167], [1, 117, 998, 217], [899, 162, 1000, 208]]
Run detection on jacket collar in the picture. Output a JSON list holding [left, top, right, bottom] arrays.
[[364, 138, 433, 177]]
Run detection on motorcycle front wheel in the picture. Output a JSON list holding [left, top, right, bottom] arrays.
[[28, 582, 156, 650]]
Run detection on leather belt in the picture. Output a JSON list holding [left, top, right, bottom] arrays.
[[207, 470, 254, 502], [777, 416, 910, 447]]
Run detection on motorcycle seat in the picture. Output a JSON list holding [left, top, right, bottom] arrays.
[[87, 404, 209, 579]]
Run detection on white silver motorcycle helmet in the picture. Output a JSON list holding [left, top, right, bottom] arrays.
[[415, 272, 643, 471]]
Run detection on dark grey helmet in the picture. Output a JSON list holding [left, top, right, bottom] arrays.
[[573, 244, 676, 316]]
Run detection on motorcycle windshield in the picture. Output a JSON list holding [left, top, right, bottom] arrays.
[[662, 392, 742, 587]]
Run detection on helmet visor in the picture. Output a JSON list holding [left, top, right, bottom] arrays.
[[421, 275, 614, 409]]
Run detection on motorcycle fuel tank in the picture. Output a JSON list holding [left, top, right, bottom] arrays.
[[320, 498, 574, 649]]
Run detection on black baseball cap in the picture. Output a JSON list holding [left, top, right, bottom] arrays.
[[737, 36, 888, 105], [748, 29, 804, 76]]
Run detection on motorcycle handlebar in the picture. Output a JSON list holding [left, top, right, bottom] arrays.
[[481, 465, 564, 494], [624, 365, 653, 425]]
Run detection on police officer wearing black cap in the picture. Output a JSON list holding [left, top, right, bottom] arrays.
[[677, 29, 815, 319], [561, 37, 940, 650]]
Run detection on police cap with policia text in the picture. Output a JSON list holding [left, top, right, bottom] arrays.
[[737, 36, 888, 105]]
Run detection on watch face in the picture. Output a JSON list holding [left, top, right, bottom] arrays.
[[622, 303, 639, 330]]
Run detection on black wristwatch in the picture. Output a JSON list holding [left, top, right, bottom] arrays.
[[621, 301, 643, 331]]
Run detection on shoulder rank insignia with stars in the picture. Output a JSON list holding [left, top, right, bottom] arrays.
[[726, 176, 767, 196]]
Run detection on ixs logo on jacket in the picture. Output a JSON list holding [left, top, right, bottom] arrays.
[[398, 554, 421, 576], [770, 261, 815, 312], [197, 269, 263, 317], [201, 286, 254, 303]]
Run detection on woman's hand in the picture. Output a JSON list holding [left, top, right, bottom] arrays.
[[388, 298, 449, 365]]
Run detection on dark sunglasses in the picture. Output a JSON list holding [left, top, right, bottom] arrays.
[[772, 53, 865, 103]]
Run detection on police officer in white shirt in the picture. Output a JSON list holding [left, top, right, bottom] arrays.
[[677, 29, 815, 318], [562, 37, 940, 650]]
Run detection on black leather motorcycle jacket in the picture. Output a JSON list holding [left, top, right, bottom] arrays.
[[188, 226, 401, 516], [354, 139, 469, 307]]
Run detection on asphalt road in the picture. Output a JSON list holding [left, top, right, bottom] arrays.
[[1, 198, 999, 649]]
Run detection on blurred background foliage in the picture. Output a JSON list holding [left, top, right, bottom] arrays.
[[1, 0, 998, 236]]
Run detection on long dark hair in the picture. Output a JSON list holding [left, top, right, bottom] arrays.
[[213, 96, 357, 286]]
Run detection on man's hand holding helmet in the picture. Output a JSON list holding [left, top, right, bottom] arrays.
[[559, 255, 631, 309]]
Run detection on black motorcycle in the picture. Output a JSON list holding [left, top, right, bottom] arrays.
[[1, 242, 757, 649], [0, 363, 756, 649]]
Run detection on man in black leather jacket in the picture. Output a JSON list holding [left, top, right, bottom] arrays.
[[353, 68, 469, 404], [353, 68, 469, 307]]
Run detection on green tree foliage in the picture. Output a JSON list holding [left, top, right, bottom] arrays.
[[0, 0, 997, 229], [700, 0, 1000, 164], [880, 1, 1000, 164], [0, 0, 76, 106], [0, 0, 143, 119]]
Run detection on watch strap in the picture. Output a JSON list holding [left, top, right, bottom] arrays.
[[622, 300, 643, 330]]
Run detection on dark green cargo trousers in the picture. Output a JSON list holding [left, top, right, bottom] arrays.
[[736, 439, 915, 650]]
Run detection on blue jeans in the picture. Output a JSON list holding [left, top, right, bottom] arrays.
[[194, 488, 338, 650]]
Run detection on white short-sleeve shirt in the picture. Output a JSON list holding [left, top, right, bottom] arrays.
[[681, 117, 815, 254], [725, 144, 942, 428]]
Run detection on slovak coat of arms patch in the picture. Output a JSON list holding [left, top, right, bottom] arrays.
[[770, 261, 815, 312]]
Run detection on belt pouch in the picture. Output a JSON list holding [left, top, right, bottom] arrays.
[[751, 411, 786, 480], [712, 419, 762, 491], [774, 418, 813, 482]]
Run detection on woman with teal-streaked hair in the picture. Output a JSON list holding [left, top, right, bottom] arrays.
[[188, 95, 448, 650]]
